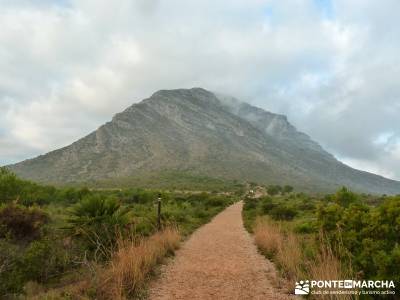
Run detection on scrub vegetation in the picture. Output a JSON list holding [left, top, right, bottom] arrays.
[[243, 186, 400, 298], [0, 167, 236, 299]]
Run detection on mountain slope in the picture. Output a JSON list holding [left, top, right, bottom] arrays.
[[8, 88, 400, 194]]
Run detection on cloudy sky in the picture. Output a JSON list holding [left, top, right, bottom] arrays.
[[1, 0, 400, 180]]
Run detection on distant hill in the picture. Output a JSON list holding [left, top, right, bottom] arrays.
[[8, 88, 400, 194]]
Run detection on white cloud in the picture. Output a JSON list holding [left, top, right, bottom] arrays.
[[1, 0, 400, 180]]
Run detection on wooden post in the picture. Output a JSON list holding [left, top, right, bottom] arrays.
[[157, 193, 162, 230]]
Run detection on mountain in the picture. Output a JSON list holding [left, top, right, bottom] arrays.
[[8, 88, 400, 194]]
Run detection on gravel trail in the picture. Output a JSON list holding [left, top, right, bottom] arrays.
[[149, 201, 295, 300]]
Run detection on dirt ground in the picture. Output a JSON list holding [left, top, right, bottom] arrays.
[[149, 201, 296, 300]]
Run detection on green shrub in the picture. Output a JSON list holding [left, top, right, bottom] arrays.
[[267, 185, 282, 196], [297, 198, 316, 211], [0, 168, 63, 206], [260, 196, 275, 214], [125, 189, 156, 204], [0, 238, 71, 296], [269, 205, 297, 220], [21, 239, 68, 283], [186, 193, 210, 204], [282, 185, 294, 194], [294, 221, 315, 233], [67, 195, 130, 258], [244, 187, 400, 290], [243, 197, 258, 210], [317, 194, 400, 283], [334, 186, 359, 207], [0, 239, 22, 296], [204, 196, 226, 207], [316, 203, 343, 231], [0, 204, 48, 241], [0, 168, 22, 204], [55, 187, 91, 204]]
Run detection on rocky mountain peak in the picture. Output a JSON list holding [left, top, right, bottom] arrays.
[[8, 88, 400, 194]]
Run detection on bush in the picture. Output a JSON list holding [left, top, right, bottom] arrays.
[[267, 185, 282, 196], [316, 203, 343, 231], [204, 196, 226, 207], [67, 195, 130, 258], [0, 239, 21, 296], [0, 168, 22, 204], [125, 189, 155, 204], [297, 198, 316, 211], [294, 221, 315, 233], [20, 239, 68, 284], [270, 205, 297, 221], [260, 196, 275, 214], [0, 238, 71, 296], [0, 168, 62, 206], [55, 187, 91, 204], [318, 194, 400, 284], [282, 185, 294, 194], [245, 187, 400, 296], [334, 186, 359, 207], [0, 204, 48, 241], [243, 197, 258, 210]]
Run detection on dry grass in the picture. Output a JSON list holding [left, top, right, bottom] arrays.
[[253, 217, 351, 299], [26, 228, 180, 300], [25, 280, 92, 300], [307, 243, 347, 281], [306, 239, 353, 300], [275, 231, 304, 280], [96, 227, 180, 300], [254, 218, 304, 281], [253, 218, 283, 257]]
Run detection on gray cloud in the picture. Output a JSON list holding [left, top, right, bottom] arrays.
[[1, 0, 400, 180]]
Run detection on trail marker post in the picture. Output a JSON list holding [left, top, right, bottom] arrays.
[[157, 193, 162, 230]]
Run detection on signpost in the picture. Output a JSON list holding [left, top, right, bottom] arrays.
[[157, 193, 162, 230]]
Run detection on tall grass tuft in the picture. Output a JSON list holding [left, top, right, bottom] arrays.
[[254, 218, 304, 282], [253, 218, 283, 258], [253, 217, 351, 299], [96, 227, 180, 300], [25, 228, 181, 300], [306, 234, 353, 300]]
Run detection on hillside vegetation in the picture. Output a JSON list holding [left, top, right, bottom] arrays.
[[0, 168, 236, 299], [243, 186, 400, 298]]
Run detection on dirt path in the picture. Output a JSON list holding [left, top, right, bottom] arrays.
[[149, 201, 295, 300]]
